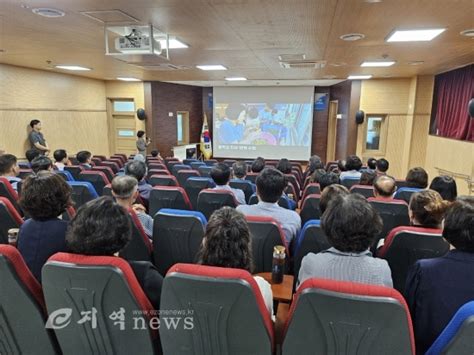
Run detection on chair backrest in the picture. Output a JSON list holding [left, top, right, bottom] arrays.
[[426, 301, 474, 355], [108, 157, 123, 168], [171, 164, 192, 177], [0, 197, 23, 244], [184, 177, 216, 209], [283, 278, 415, 355], [18, 168, 34, 179], [148, 163, 167, 171], [165, 158, 181, 169], [395, 179, 410, 189], [377, 226, 450, 292], [301, 183, 321, 203], [0, 245, 58, 354], [183, 158, 199, 166], [92, 154, 107, 161], [246, 216, 288, 273], [245, 172, 259, 184], [176, 169, 200, 187], [149, 186, 192, 217], [91, 166, 115, 182], [368, 198, 410, 250], [148, 168, 171, 179], [196, 189, 238, 220], [153, 209, 206, 275], [350, 185, 375, 198], [55, 170, 75, 181], [229, 179, 255, 203], [161, 263, 274, 355], [99, 161, 119, 173], [248, 193, 291, 209], [67, 181, 99, 209], [167, 161, 184, 174], [284, 174, 301, 198], [393, 187, 422, 204], [300, 194, 321, 226], [190, 161, 205, 170], [340, 176, 361, 189], [197, 165, 213, 177], [119, 209, 153, 262], [149, 174, 178, 187], [292, 220, 330, 285], [78, 171, 109, 196], [64, 165, 84, 180], [0, 176, 21, 214], [204, 159, 218, 166], [42, 253, 156, 354]]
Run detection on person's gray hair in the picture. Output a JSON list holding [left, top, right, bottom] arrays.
[[133, 154, 146, 162], [111, 175, 138, 199]]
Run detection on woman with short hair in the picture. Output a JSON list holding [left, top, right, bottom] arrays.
[[136, 130, 151, 157]]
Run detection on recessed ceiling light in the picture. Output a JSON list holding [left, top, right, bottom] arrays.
[[330, 62, 347, 67], [386, 28, 446, 42], [117, 77, 141, 81], [55, 65, 91, 71], [348, 75, 372, 80], [159, 37, 189, 49], [32, 7, 65, 18], [408, 60, 425, 66], [225, 77, 247, 81], [460, 29, 474, 37], [340, 33, 365, 41], [196, 65, 227, 71], [361, 61, 396, 67]]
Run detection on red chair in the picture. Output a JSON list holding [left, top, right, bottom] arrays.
[[196, 189, 238, 220], [42, 253, 157, 354], [108, 157, 124, 168], [300, 194, 321, 225], [176, 169, 200, 187], [99, 161, 119, 173], [245, 172, 259, 184], [283, 279, 415, 355], [377, 226, 450, 292], [350, 184, 375, 198], [147, 169, 170, 180], [246, 216, 288, 273], [148, 163, 167, 171], [92, 166, 115, 182], [64, 165, 84, 180], [161, 263, 274, 354], [92, 155, 107, 161], [0, 245, 59, 353], [78, 171, 110, 196], [0, 176, 21, 214], [301, 183, 321, 203], [18, 168, 34, 179], [284, 174, 301, 198], [0, 197, 23, 244], [148, 174, 178, 187], [149, 186, 192, 216], [119, 209, 153, 262]]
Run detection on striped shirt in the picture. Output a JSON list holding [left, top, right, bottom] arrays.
[[298, 247, 393, 288], [136, 212, 153, 239]]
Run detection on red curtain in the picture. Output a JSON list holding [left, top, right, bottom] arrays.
[[434, 64, 474, 141]]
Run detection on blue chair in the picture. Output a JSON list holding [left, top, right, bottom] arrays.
[[55, 170, 75, 181], [340, 176, 360, 189], [426, 301, 474, 355], [393, 187, 423, 204], [171, 164, 191, 176], [153, 209, 206, 275], [183, 159, 199, 166], [184, 177, 216, 209], [229, 179, 255, 203], [190, 161, 205, 170], [198, 165, 213, 177], [248, 193, 292, 209], [67, 181, 98, 209]]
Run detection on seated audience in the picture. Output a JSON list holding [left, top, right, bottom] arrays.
[[309, 168, 326, 184], [304, 155, 324, 181], [376, 158, 389, 175], [409, 190, 449, 229], [406, 167, 429, 189], [111, 175, 153, 239], [276, 158, 292, 175], [25, 149, 40, 166], [359, 170, 376, 186], [125, 160, 152, 202], [367, 157, 377, 172], [298, 194, 392, 287], [210, 163, 246, 205], [319, 184, 349, 215], [31, 155, 53, 173], [0, 154, 21, 191], [373, 175, 397, 200], [237, 168, 301, 244], [319, 172, 340, 191], [429, 175, 457, 202], [198, 207, 274, 320], [339, 155, 363, 180], [336, 159, 346, 173], [53, 149, 70, 171], [17, 172, 71, 281], [150, 149, 161, 158], [405, 197, 474, 354], [251, 157, 265, 173], [232, 161, 248, 180], [66, 196, 163, 310], [76, 150, 93, 169]]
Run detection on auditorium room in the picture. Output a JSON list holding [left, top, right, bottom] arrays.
[[0, 0, 473, 354]]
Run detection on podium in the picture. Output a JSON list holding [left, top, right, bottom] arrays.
[[172, 143, 200, 161]]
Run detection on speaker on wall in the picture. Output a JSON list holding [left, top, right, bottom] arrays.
[[355, 110, 365, 124], [136, 108, 147, 121], [469, 98, 474, 118]]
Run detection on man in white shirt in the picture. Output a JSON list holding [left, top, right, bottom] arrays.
[[53, 149, 70, 171], [339, 155, 363, 180], [237, 168, 301, 245], [210, 163, 246, 205]]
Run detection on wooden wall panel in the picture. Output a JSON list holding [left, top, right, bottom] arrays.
[[312, 87, 330, 160], [360, 79, 411, 115], [409, 114, 431, 168], [384, 115, 408, 179], [0, 64, 109, 158]]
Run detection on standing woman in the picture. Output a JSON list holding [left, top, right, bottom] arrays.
[[136, 130, 151, 157]]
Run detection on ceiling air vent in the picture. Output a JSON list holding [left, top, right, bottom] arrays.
[[139, 64, 190, 71], [279, 60, 326, 69], [80, 10, 139, 24]]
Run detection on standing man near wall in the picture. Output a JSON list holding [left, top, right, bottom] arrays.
[[28, 119, 50, 155]]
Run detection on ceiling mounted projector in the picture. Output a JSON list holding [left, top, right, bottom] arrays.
[[114, 28, 162, 55]]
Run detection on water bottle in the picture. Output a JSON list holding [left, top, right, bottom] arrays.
[[271, 245, 286, 284]]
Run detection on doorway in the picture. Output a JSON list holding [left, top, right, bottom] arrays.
[[109, 99, 137, 156]]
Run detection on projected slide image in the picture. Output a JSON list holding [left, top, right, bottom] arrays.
[[215, 103, 312, 146]]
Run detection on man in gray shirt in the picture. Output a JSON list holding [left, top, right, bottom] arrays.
[[28, 119, 49, 155], [237, 168, 301, 245], [298, 193, 392, 288]]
